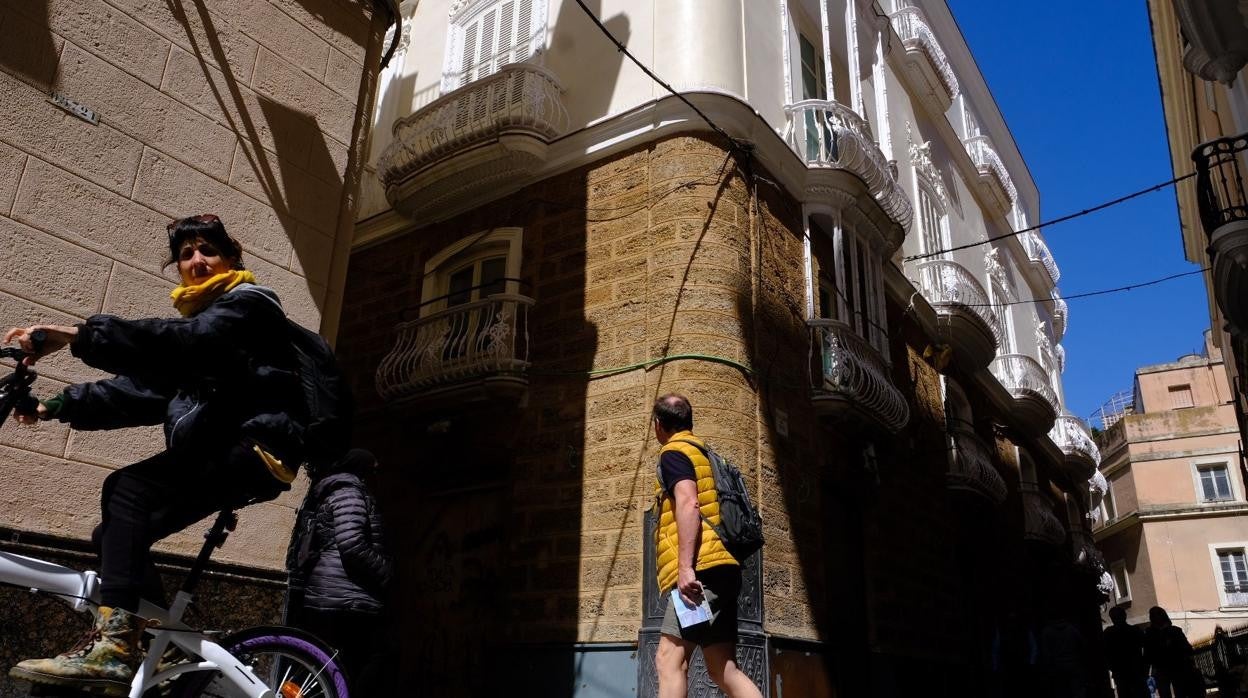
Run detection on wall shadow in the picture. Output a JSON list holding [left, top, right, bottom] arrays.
[[0, 1, 59, 90], [168, 0, 354, 314]]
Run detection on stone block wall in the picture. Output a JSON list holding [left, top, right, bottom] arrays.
[[0, 0, 384, 573]]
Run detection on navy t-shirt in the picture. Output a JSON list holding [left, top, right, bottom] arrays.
[[659, 450, 696, 495]]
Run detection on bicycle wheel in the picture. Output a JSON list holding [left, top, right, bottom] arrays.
[[175, 625, 350, 698]]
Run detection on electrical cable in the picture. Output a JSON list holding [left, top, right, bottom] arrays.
[[532, 352, 753, 380], [941, 267, 1209, 307], [571, 0, 747, 157], [903, 172, 1197, 263]]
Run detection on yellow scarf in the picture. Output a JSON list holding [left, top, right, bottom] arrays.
[[171, 270, 256, 317]]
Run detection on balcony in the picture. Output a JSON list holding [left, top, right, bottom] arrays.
[[890, 6, 959, 114], [1051, 291, 1068, 341], [783, 100, 914, 242], [377, 64, 569, 222], [1021, 483, 1066, 545], [1193, 133, 1248, 336], [1049, 414, 1101, 480], [915, 259, 1000, 370], [1172, 0, 1248, 83], [990, 354, 1059, 436], [1071, 529, 1107, 576], [809, 319, 909, 433], [375, 294, 534, 406], [1020, 231, 1060, 286], [963, 135, 1018, 215], [947, 426, 1007, 505]]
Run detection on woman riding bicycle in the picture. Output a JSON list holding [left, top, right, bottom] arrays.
[[3, 214, 307, 695]]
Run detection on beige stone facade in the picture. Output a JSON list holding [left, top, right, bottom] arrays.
[[1095, 331, 1248, 642], [0, 0, 389, 690]]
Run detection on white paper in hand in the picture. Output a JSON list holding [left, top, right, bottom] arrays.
[[670, 589, 713, 628]]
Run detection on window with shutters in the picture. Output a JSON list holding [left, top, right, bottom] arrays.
[[1169, 384, 1195, 409], [916, 186, 948, 258], [445, 0, 544, 91]]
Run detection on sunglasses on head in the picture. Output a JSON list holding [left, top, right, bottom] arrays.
[[166, 214, 221, 233]]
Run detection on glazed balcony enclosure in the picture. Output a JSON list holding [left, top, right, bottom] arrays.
[[377, 63, 569, 222], [915, 259, 1000, 370], [375, 293, 534, 407], [990, 354, 1059, 436], [1048, 414, 1100, 480], [890, 5, 959, 114], [1193, 133, 1248, 335], [963, 134, 1018, 216], [784, 99, 914, 237], [808, 319, 909, 433]]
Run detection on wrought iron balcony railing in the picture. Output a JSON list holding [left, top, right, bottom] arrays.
[[376, 294, 534, 402], [377, 63, 569, 191], [890, 6, 959, 102], [809, 319, 909, 433], [916, 259, 1001, 342], [1194, 133, 1248, 236], [1049, 414, 1101, 468], [990, 353, 1060, 415], [963, 135, 1018, 211], [948, 426, 1007, 504], [1021, 483, 1066, 545], [1020, 231, 1060, 285], [783, 99, 914, 232]]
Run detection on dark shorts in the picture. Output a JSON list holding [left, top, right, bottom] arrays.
[[660, 565, 740, 646]]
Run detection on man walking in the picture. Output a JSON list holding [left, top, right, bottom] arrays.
[[1103, 606, 1148, 698], [651, 393, 762, 698]]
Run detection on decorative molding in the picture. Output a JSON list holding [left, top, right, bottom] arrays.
[[1174, 0, 1248, 83], [908, 127, 950, 210], [1035, 320, 1052, 357], [984, 247, 1011, 299]]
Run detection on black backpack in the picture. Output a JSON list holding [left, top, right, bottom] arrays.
[[669, 439, 764, 561], [234, 284, 353, 467], [287, 321, 353, 468]]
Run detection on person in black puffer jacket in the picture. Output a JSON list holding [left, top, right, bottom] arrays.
[[287, 448, 392, 693]]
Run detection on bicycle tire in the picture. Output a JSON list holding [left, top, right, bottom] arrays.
[[174, 625, 350, 698]]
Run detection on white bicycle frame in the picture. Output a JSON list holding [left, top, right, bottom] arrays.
[[0, 550, 276, 698]]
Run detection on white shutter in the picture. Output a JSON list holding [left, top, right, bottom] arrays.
[[460, 22, 478, 87], [477, 8, 496, 80], [514, 0, 534, 62], [496, 1, 515, 69]]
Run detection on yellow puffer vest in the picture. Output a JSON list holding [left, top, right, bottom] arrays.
[[654, 431, 738, 592]]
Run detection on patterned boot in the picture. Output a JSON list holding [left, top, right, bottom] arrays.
[[9, 606, 145, 696]]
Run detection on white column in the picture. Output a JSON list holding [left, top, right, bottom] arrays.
[[779, 0, 796, 104], [820, 0, 835, 100], [874, 29, 892, 158], [803, 209, 815, 319], [846, 0, 864, 115]]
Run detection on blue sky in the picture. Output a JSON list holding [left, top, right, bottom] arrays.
[[947, 0, 1211, 423]]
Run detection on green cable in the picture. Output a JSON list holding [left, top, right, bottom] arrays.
[[533, 353, 754, 380]]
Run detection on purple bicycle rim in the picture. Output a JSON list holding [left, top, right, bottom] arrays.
[[187, 634, 350, 697]]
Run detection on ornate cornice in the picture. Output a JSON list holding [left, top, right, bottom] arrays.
[[908, 129, 950, 209]]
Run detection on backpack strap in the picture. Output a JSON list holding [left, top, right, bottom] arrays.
[[663, 438, 728, 539]]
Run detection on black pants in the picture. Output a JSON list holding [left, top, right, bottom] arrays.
[[289, 608, 384, 694], [92, 441, 283, 611]]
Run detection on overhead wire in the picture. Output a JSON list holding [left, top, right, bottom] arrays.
[[942, 267, 1210, 308], [903, 172, 1198, 262]]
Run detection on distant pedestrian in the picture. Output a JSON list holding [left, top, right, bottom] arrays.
[[287, 448, 392, 695], [650, 394, 762, 698], [1143, 606, 1202, 698], [1103, 606, 1148, 698]]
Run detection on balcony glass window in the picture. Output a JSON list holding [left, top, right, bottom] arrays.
[[917, 187, 947, 258], [1219, 550, 1248, 606], [989, 281, 1014, 354], [1199, 463, 1235, 502]]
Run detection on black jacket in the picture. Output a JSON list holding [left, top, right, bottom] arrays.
[[57, 285, 306, 464], [288, 466, 392, 614]]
